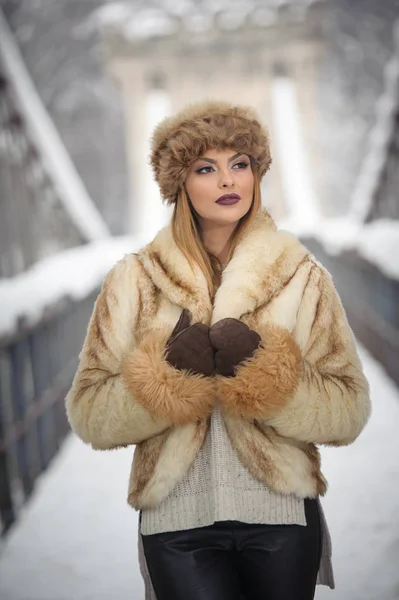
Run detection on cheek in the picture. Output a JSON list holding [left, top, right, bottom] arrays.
[[186, 177, 215, 212], [243, 171, 255, 199]]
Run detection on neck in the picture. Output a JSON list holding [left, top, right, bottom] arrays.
[[200, 220, 237, 267]]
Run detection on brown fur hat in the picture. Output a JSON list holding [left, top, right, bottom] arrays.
[[150, 100, 272, 204]]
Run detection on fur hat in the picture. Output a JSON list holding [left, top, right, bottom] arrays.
[[150, 100, 272, 204]]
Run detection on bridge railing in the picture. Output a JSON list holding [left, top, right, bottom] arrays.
[[0, 290, 99, 538], [0, 8, 113, 539], [302, 237, 399, 387]]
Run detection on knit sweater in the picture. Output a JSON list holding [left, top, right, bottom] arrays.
[[140, 266, 306, 534], [140, 403, 306, 534], [139, 403, 335, 593]]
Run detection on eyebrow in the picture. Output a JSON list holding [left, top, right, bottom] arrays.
[[198, 152, 243, 165]]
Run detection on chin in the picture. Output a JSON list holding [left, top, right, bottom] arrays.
[[214, 204, 250, 223], [196, 203, 251, 227]]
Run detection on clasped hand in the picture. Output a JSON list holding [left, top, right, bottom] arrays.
[[166, 309, 261, 377]]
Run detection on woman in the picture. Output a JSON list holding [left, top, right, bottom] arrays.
[[66, 101, 371, 600]]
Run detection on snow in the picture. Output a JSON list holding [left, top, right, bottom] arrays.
[[91, 2, 134, 30], [278, 20, 399, 280], [315, 346, 399, 600], [0, 344, 398, 600], [217, 7, 250, 31], [0, 235, 146, 340], [182, 12, 213, 33], [279, 215, 362, 254], [279, 215, 399, 281], [124, 9, 179, 41], [0, 10, 109, 243], [249, 7, 277, 27], [142, 89, 173, 239], [92, 4, 179, 39], [162, 0, 193, 17], [348, 26, 399, 224], [271, 75, 321, 228], [356, 219, 399, 280], [93, 0, 326, 39], [0, 438, 140, 600], [119, 86, 172, 237]]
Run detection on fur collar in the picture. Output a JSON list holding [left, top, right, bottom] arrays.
[[138, 209, 310, 324]]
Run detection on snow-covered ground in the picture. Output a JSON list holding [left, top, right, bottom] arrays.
[[0, 344, 398, 600]]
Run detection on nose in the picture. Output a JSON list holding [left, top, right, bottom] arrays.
[[218, 169, 234, 189]]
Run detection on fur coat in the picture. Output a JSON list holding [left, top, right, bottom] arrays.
[[66, 211, 370, 598], [66, 207, 370, 527], [66, 211, 370, 600]]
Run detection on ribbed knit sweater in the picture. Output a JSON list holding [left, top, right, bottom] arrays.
[[140, 403, 306, 535]]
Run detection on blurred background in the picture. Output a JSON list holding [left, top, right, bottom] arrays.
[[0, 0, 398, 599]]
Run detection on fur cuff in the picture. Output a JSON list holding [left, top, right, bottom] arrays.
[[121, 329, 215, 426], [216, 324, 302, 420]]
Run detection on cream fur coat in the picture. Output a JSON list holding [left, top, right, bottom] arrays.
[[66, 209, 371, 513]]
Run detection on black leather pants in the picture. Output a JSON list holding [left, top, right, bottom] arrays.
[[141, 498, 321, 600]]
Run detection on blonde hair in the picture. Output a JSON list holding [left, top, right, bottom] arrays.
[[171, 168, 262, 298]]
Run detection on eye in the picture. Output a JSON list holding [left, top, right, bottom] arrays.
[[232, 161, 249, 170], [195, 165, 214, 174]]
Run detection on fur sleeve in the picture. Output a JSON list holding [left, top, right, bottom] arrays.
[[66, 254, 215, 450], [217, 266, 371, 446], [66, 255, 170, 449], [120, 328, 215, 427]]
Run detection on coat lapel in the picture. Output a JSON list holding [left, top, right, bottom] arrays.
[[211, 211, 309, 324], [138, 225, 212, 323], [138, 209, 310, 326]]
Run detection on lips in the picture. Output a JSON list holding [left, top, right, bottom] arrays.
[[216, 193, 241, 206]]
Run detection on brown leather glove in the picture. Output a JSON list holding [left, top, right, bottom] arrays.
[[209, 318, 261, 377], [165, 309, 216, 376]]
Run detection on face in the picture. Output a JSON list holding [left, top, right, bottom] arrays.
[[184, 148, 254, 228]]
